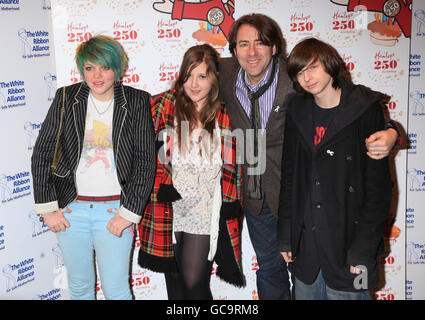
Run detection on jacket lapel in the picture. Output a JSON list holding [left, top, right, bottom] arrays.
[[228, 63, 251, 130], [70, 83, 89, 166], [265, 57, 288, 132], [112, 84, 128, 154], [70, 83, 129, 174]]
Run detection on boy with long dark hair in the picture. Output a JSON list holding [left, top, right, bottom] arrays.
[[278, 38, 392, 300]]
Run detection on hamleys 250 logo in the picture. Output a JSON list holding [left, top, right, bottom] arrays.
[[368, 50, 404, 85]]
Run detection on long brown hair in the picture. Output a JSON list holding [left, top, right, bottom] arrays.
[[287, 37, 353, 94], [173, 44, 220, 156]]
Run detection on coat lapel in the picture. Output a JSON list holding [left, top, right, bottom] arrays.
[[290, 95, 315, 151], [289, 81, 385, 154], [157, 91, 175, 180], [315, 109, 342, 151], [315, 81, 371, 151]]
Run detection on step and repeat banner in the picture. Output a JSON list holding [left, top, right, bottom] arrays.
[[406, 0, 425, 300], [0, 0, 66, 300], [1, 0, 423, 300]]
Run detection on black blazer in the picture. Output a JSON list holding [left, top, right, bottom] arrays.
[[219, 56, 294, 217], [31, 82, 156, 223]]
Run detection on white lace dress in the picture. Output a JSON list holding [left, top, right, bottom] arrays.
[[172, 129, 222, 235]]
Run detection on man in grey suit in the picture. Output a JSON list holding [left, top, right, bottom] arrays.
[[219, 13, 398, 300]]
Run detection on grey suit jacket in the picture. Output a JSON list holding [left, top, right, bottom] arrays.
[[219, 56, 294, 217], [31, 82, 156, 223]]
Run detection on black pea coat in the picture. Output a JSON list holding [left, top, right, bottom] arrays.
[[277, 81, 392, 291]]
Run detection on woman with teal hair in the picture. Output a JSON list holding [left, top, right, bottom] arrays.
[[31, 35, 156, 300]]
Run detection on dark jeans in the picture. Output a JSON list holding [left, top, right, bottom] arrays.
[[245, 198, 292, 300], [294, 270, 371, 300]]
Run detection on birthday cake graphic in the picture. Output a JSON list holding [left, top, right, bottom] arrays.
[[367, 13, 402, 46], [192, 22, 227, 47]]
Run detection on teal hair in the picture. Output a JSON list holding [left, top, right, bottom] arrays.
[[75, 35, 128, 81]]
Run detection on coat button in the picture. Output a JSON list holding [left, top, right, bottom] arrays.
[[315, 179, 320, 186], [349, 186, 355, 192], [315, 203, 322, 209], [312, 225, 316, 231]]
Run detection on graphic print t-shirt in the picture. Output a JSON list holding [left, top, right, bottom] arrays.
[[75, 94, 121, 196], [312, 103, 339, 146]]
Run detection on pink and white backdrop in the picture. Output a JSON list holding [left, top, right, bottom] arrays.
[[1, 0, 424, 300]]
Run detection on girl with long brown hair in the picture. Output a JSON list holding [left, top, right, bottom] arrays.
[[138, 44, 244, 299]]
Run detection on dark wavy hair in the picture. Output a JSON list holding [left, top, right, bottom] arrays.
[[173, 44, 220, 155], [228, 13, 286, 57], [287, 37, 352, 93]]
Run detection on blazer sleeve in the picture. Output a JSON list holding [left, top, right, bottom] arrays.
[[277, 112, 295, 253], [118, 90, 156, 224], [346, 101, 392, 267], [31, 87, 66, 214]]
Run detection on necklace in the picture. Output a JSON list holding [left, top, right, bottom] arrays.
[[90, 93, 114, 115]]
